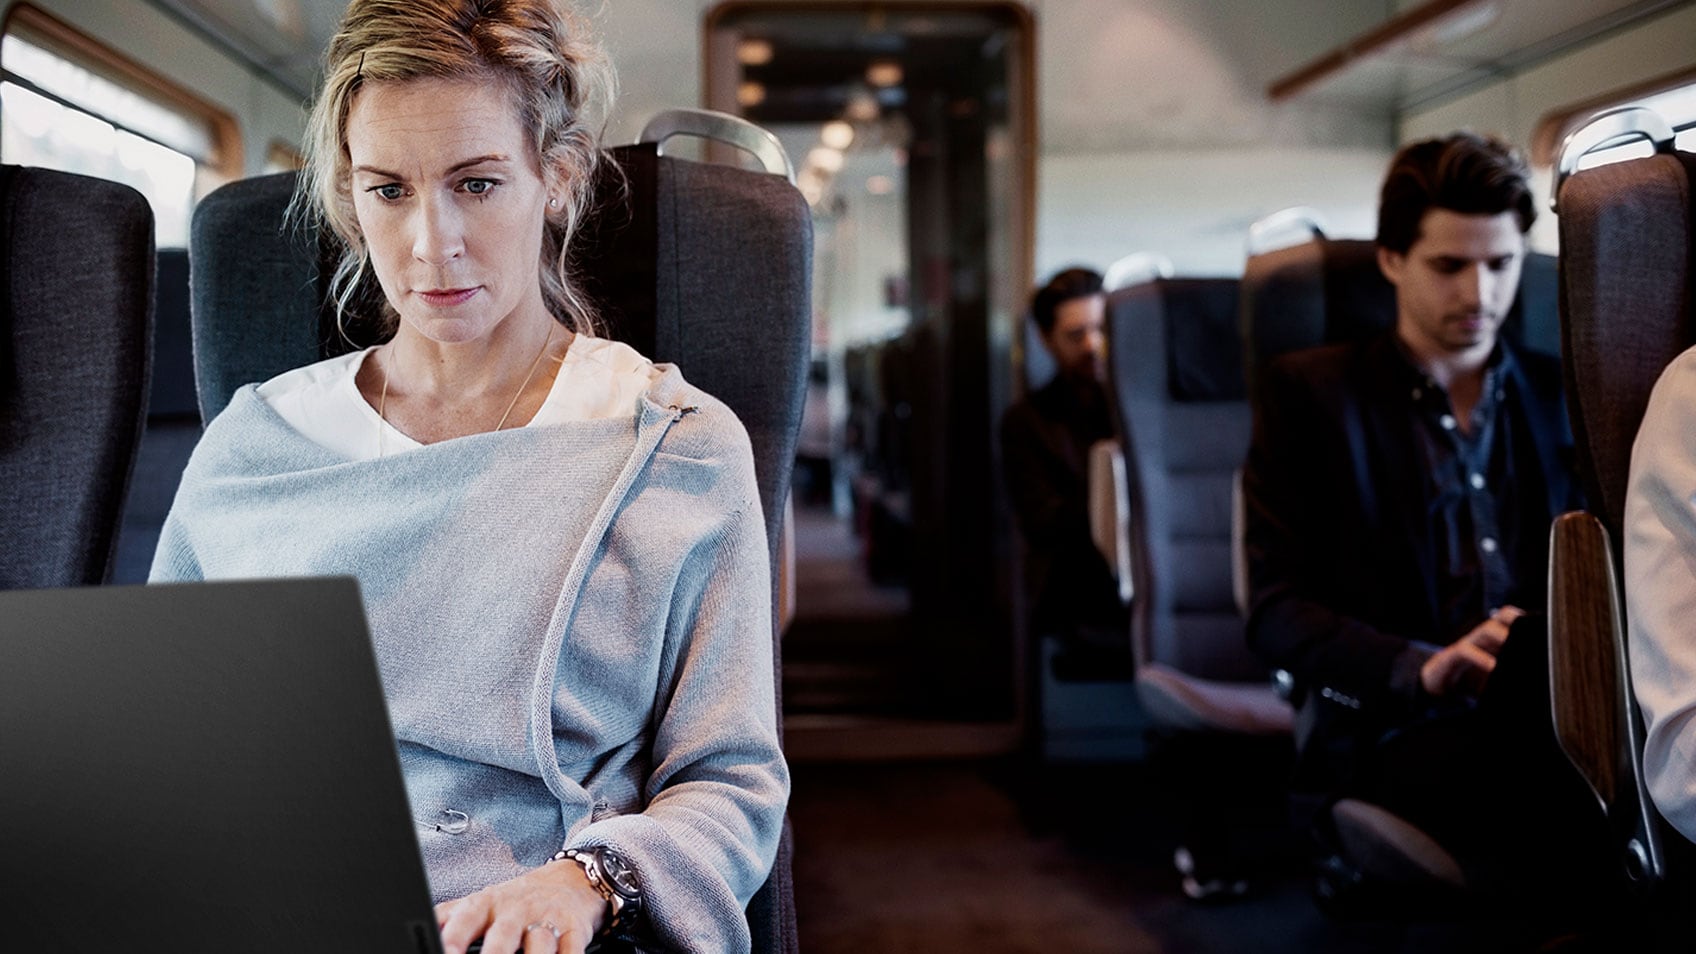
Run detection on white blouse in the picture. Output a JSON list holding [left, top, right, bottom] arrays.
[[1625, 344, 1696, 845], [255, 333, 663, 461]]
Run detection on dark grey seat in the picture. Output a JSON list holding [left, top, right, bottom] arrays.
[[1100, 276, 1294, 895], [189, 140, 809, 952], [1548, 113, 1696, 892], [112, 247, 198, 583], [0, 165, 154, 589], [1107, 276, 1291, 736]]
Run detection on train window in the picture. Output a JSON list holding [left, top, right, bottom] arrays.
[[1568, 83, 1696, 171], [264, 140, 303, 174], [0, 5, 239, 246]]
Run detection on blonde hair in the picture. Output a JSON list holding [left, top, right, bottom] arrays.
[[296, 0, 615, 340]]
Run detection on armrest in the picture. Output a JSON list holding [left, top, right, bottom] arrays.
[[1548, 510, 1666, 886], [1087, 438, 1133, 605]]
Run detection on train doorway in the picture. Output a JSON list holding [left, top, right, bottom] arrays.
[[705, 3, 1036, 758]]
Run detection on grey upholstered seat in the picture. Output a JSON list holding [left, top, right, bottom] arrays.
[[189, 145, 809, 953], [1549, 143, 1696, 890], [1107, 277, 1292, 736], [111, 247, 197, 583], [0, 165, 154, 589]]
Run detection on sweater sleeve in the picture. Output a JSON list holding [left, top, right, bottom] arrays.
[[1626, 347, 1696, 844], [147, 509, 204, 583], [567, 456, 788, 953]]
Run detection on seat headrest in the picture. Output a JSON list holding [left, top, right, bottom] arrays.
[[1240, 238, 1393, 372], [1242, 235, 1560, 382], [1108, 277, 1243, 402]]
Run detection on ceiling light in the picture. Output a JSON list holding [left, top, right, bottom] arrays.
[[808, 147, 845, 174], [821, 121, 855, 151], [845, 88, 880, 122], [737, 38, 774, 66], [737, 81, 766, 108], [866, 60, 903, 88]]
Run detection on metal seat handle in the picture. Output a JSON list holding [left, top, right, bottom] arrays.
[[638, 108, 796, 184], [1551, 106, 1675, 213], [1103, 251, 1174, 292], [1246, 206, 1328, 257]]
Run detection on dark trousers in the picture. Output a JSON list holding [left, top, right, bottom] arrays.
[[1347, 613, 1614, 904]]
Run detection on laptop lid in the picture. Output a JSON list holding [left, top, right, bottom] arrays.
[[0, 577, 443, 953]]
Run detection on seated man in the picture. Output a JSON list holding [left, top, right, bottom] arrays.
[[1001, 267, 1128, 670], [1242, 133, 1602, 894]]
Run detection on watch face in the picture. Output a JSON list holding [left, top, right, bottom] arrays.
[[599, 849, 641, 897]]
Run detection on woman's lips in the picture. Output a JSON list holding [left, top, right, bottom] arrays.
[[418, 287, 479, 307]]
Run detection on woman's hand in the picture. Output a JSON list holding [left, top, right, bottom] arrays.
[[435, 857, 606, 954]]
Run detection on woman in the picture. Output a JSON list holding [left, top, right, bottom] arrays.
[[149, 1, 789, 952]]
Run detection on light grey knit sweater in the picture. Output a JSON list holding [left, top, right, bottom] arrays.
[[150, 365, 789, 953]]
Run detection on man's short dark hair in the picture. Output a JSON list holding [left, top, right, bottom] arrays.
[[1376, 132, 1535, 255], [1031, 267, 1104, 335]]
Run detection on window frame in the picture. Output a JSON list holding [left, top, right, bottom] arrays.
[[0, 2, 242, 184]]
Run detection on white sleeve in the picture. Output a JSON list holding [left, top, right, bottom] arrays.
[[1626, 346, 1696, 843]]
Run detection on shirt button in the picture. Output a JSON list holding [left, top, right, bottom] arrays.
[[1440, 414, 1457, 431], [1480, 536, 1499, 554], [1469, 473, 1486, 490]]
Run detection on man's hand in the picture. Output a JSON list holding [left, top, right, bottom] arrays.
[[435, 855, 606, 954], [1419, 605, 1524, 697]]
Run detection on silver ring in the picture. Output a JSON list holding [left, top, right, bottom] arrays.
[[524, 920, 563, 940]]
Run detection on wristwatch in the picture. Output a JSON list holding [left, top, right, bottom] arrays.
[[555, 845, 644, 933]]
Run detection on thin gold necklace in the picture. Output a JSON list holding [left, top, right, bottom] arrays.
[[377, 322, 556, 455]]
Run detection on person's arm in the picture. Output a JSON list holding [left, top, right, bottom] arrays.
[[571, 416, 787, 953], [1626, 348, 1696, 844], [441, 414, 786, 954], [1242, 356, 1432, 713]]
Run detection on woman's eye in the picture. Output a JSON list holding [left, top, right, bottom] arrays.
[[463, 178, 496, 195], [373, 183, 405, 201]]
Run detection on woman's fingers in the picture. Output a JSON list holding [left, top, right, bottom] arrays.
[[437, 892, 493, 954]]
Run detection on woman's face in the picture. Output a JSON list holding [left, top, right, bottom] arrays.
[[346, 75, 552, 347]]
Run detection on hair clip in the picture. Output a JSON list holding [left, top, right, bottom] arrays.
[[354, 51, 366, 85]]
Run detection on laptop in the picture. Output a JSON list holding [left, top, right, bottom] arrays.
[[0, 577, 445, 953]]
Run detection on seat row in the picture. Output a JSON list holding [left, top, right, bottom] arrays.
[[1037, 106, 1695, 906]]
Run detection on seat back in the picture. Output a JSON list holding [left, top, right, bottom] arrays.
[[0, 165, 154, 588], [1559, 151, 1696, 540], [190, 141, 810, 953], [1106, 277, 1262, 685], [1550, 120, 1696, 889]]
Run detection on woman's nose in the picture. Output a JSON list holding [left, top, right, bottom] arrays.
[[412, 196, 465, 266]]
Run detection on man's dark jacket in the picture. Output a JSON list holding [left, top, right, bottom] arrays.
[[1000, 374, 1124, 641], [1242, 331, 1582, 785]]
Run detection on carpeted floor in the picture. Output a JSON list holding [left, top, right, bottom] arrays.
[[788, 758, 1601, 954]]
